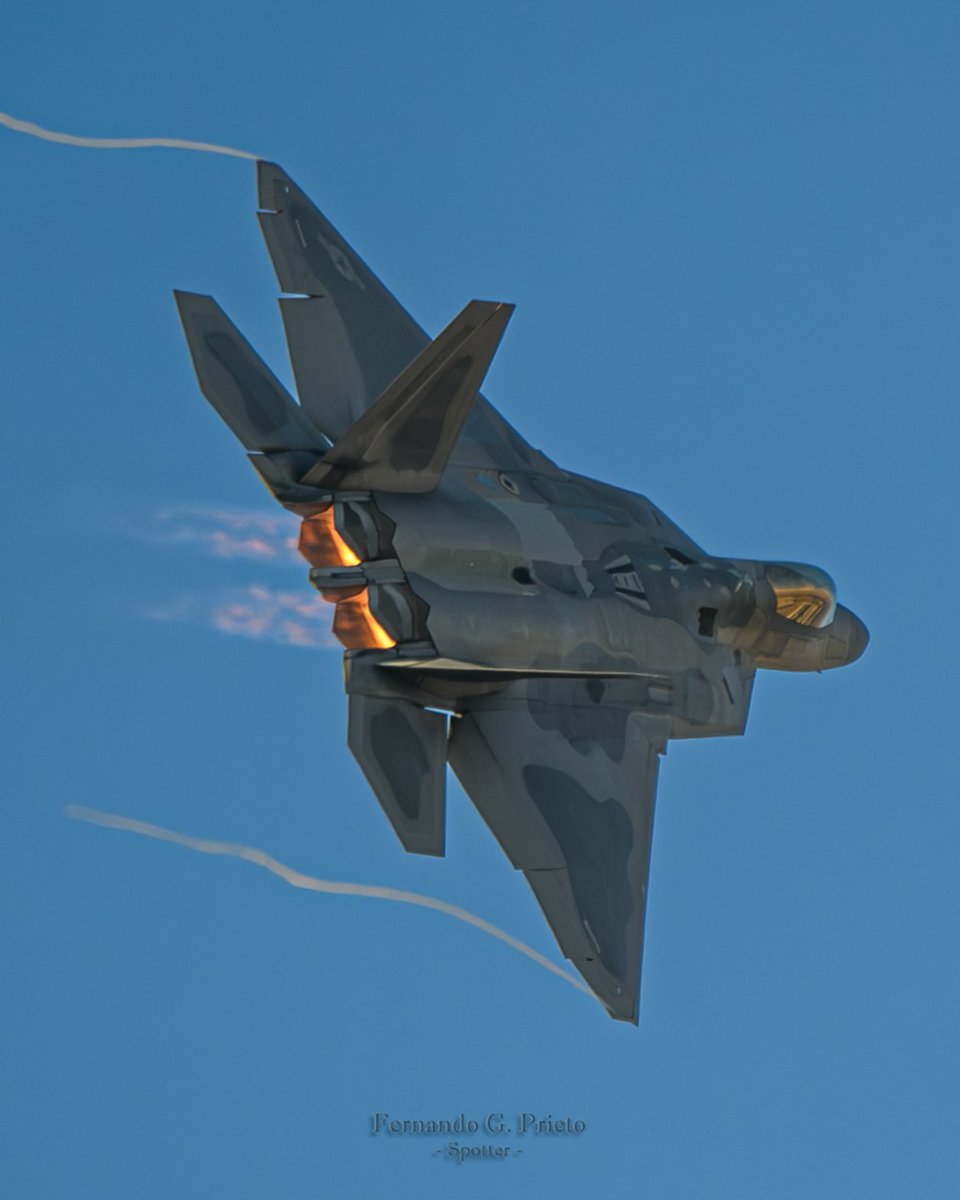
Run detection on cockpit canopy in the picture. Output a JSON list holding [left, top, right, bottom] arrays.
[[766, 562, 837, 629]]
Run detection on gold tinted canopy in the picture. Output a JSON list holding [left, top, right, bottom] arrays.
[[767, 562, 837, 628]]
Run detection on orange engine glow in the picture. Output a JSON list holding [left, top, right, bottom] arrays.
[[298, 507, 361, 568], [333, 590, 396, 650], [298, 509, 395, 650]]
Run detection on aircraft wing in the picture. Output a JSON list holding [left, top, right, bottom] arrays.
[[256, 161, 555, 475], [447, 680, 668, 1022]]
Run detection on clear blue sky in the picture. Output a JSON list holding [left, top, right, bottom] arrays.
[[3, 3, 958, 1197]]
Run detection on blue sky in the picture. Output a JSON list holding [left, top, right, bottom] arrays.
[[3, 2, 959, 1196]]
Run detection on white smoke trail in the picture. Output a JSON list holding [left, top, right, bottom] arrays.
[[0, 110, 258, 160], [66, 804, 598, 1003]]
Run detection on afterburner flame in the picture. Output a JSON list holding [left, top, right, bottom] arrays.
[[298, 507, 361, 567], [298, 508, 395, 650], [333, 591, 396, 650]]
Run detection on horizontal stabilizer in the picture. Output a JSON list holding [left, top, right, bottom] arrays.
[[301, 300, 513, 493], [174, 291, 328, 453], [347, 694, 447, 857]]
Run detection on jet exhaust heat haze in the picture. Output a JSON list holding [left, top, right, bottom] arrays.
[[175, 161, 869, 1023]]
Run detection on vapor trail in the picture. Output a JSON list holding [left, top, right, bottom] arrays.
[[66, 804, 597, 1003], [0, 111, 258, 160]]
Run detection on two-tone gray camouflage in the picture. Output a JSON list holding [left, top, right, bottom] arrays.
[[175, 162, 869, 1024]]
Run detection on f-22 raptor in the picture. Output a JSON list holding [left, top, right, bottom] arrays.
[[175, 163, 868, 1023]]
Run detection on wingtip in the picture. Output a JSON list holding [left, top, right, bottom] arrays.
[[458, 300, 515, 339], [606, 1001, 640, 1025], [172, 290, 220, 320], [467, 299, 515, 312], [257, 159, 300, 211]]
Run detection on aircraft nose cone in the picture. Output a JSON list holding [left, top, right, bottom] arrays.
[[847, 612, 870, 664], [835, 606, 869, 665]]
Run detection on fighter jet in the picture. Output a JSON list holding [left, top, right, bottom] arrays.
[[174, 163, 868, 1023]]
